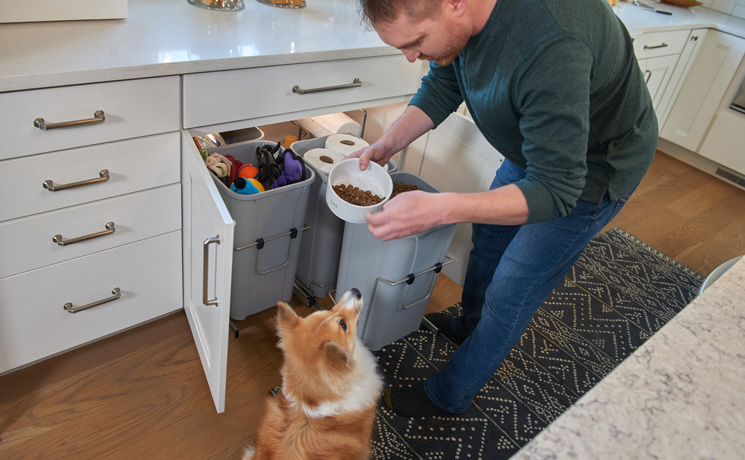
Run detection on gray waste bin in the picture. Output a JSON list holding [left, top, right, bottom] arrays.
[[335, 172, 456, 350], [292, 136, 397, 299], [206, 141, 314, 320]]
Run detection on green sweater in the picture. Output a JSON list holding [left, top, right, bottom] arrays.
[[410, 0, 658, 223]]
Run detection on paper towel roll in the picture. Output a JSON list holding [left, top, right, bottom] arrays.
[[325, 133, 369, 156], [296, 113, 362, 138], [304, 148, 347, 175]]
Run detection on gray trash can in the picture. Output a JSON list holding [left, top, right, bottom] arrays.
[[292, 136, 397, 299], [335, 172, 457, 350], [206, 141, 314, 320]]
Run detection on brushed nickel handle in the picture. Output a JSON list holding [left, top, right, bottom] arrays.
[[203, 235, 221, 306], [292, 78, 361, 95], [644, 69, 652, 84], [53, 222, 115, 246], [64, 287, 121, 314], [34, 110, 105, 131], [43, 169, 110, 192], [643, 42, 668, 50]]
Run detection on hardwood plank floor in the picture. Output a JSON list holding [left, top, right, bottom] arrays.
[[2, 151, 744, 459]]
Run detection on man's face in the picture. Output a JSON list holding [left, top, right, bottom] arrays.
[[373, 7, 470, 67]]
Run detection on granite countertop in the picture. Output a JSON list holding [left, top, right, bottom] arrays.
[[514, 256, 745, 459], [2, 0, 745, 93]]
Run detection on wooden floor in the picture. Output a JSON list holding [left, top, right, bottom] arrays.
[[2, 151, 744, 459]]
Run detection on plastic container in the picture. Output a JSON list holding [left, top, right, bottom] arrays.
[[207, 141, 315, 320], [292, 136, 397, 299], [335, 172, 457, 350]]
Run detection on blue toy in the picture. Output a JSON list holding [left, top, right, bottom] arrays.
[[231, 177, 263, 195]]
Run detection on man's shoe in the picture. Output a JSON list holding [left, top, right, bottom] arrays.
[[424, 311, 465, 345]]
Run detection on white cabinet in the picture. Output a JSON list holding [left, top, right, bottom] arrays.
[[181, 54, 421, 413], [638, 55, 679, 114], [0, 77, 183, 375], [633, 29, 692, 129], [660, 30, 745, 152]]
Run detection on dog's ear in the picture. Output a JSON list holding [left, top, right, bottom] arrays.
[[276, 301, 300, 329], [324, 341, 352, 369]]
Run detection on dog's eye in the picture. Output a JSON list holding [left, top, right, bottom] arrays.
[[339, 319, 347, 332]]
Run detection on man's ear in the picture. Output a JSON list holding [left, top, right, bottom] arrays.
[[276, 301, 299, 329], [449, 0, 467, 17]]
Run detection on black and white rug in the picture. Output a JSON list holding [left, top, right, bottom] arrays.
[[370, 228, 704, 459]]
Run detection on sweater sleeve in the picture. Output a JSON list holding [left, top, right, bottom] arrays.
[[513, 36, 594, 223], [408, 62, 464, 128]]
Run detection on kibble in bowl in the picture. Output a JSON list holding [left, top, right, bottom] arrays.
[[326, 158, 393, 224]]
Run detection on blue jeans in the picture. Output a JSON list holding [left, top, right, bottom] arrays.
[[424, 160, 635, 413]]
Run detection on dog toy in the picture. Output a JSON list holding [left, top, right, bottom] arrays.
[[206, 152, 231, 181], [238, 164, 260, 180], [256, 142, 282, 190], [271, 149, 306, 190], [225, 154, 244, 187], [231, 177, 264, 195]]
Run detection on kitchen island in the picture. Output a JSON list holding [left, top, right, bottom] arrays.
[[514, 256, 745, 459]]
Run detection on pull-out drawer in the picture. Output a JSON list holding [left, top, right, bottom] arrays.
[[0, 133, 180, 222], [183, 54, 421, 128], [0, 76, 179, 161], [0, 231, 182, 375], [634, 30, 690, 60], [0, 184, 182, 279]]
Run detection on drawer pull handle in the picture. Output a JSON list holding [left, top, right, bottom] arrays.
[[34, 110, 105, 131], [292, 78, 362, 94], [644, 69, 653, 84], [643, 42, 668, 50], [53, 222, 116, 246], [64, 287, 121, 314], [43, 169, 110, 192], [203, 235, 221, 306]]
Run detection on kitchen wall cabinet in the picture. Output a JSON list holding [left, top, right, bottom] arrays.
[[660, 30, 745, 152]]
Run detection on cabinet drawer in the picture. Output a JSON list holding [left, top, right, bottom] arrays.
[[0, 231, 182, 375], [183, 54, 421, 128], [634, 30, 689, 59], [0, 185, 182, 279], [0, 76, 179, 161], [0, 133, 180, 222]]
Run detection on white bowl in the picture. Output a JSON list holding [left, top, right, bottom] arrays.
[[326, 158, 393, 224]]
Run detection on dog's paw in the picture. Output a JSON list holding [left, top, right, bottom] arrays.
[[241, 446, 256, 460]]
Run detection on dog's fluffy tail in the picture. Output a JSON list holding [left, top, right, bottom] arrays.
[[241, 446, 255, 460]]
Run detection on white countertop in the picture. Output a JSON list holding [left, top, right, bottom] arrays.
[[514, 256, 745, 459], [0, 0, 395, 92], [1, 0, 745, 93]]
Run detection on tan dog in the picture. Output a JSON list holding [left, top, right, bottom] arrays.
[[243, 288, 383, 460]]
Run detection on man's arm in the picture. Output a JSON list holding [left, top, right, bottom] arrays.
[[366, 185, 530, 241], [352, 105, 435, 170]]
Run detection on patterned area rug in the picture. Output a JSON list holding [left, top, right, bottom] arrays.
[[370, 228, 703, 460]]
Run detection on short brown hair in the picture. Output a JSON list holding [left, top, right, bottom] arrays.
[[359, 0, 443, 27]]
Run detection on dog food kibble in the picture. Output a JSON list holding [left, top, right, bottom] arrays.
[[333, 184, 385, 206], [391, 182, 419, 199]]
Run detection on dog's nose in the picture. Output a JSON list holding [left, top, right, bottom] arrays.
[[350, 288, 361, 299]]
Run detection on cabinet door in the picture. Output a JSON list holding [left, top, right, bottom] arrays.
[[181, 131, 235, 413], [656, 30, 707, 129], [639, 55, 679, 117], [660, 31, 745, 152]]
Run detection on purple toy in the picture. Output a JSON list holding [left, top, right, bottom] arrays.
[[271, 150, 305, 189]]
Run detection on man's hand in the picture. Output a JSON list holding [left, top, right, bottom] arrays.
[[366, 190, 443, 240]]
